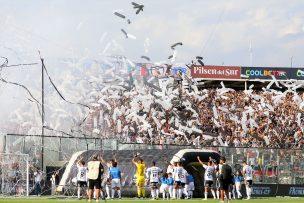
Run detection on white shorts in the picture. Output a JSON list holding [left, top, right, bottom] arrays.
[[235, 182, 241, 189], [185, 182, 195, 191], [160, 184, 169, 192], [111, 179, 121, 188]]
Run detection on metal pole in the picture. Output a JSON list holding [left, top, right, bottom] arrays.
[[26, 155, 29, 197], [3, 135, 6, 153], [41, 57, 45, 171], [290, 56, 293, 68], [1, 156, 4, 194]]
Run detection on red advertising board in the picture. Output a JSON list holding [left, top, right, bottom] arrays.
[[191, 65, 241, 79]]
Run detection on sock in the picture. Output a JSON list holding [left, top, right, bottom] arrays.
[[204, 192, 208, 199], [216, 190, 220, 199], [248, 188, 251, 197], [141, 189, 145, 197], [137, 189, 141, 198], [188, 191, 192, 198], [246, 187, 250, 198], [211, 190, 216, 199], [184, 189, 188, 198], [237, 189, 242, 198], [151, 189, 155, 198], [106, 185, 110, 197], [100, 191, 104, 199], [111, 189, 115, 199], [163, 193, 166, 199], [77, 187, 81, 198], [173, 189, 176, 198], [229, 192, 231, 200], [118, 190, 121, 198], [169, 187, 173, 198], [156, 189, 159, 198], [178, 189, 182, 199]]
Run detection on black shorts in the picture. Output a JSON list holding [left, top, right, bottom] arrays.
[[219, 180, 230, 191], [77, 181, 87, 187], [181, 183, 186, 188], [150, 182, 158, 188], [205, 180, 213, 188], [246, 180, 253, 186], [174, 181, 182, 187], [88, 179, 101, 190]]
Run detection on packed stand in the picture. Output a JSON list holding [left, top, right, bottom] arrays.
[[86, 76, 304, 149]]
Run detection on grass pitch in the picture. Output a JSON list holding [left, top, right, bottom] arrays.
[[0, 197, 304, 203]]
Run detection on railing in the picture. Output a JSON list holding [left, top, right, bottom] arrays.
[[2, 134, 304, 185]]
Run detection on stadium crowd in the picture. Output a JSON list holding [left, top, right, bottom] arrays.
[[88, 76, 304, 149]]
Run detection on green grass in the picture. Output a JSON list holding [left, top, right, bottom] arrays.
[[0, 197, 304, 203]]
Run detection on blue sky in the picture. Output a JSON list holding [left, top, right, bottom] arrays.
[[0, 0, 304, 67]]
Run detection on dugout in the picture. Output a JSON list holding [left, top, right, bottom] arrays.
[[170, 149, 221, 197]]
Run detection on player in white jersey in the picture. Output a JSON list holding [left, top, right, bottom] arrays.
[[166, 162, 175, 174], [197, 157, 216, 200], [173, 162, 184, 199], [180, 167, 188, 198], [242, 161, 253, 200], [76, 160, 87, 200], [146, 161, 163, 200]]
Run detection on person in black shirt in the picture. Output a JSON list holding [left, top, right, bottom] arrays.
[[219, 157, 232, 203]]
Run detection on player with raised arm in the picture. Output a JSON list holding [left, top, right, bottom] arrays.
[[101, 155, 117, 199], [76, 160, 87, 200], [146, 161, 163, 200], [197, 156, 216, 200], [242, 160, 253, 200], [109, 162, 122, 200], [132, 156, 146, 198]]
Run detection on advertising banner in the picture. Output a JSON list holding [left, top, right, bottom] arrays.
[[191, 65, 241, 79], [239, 184, 304, 197], [289, 68, 304, 80], [241, 67, 289, 80], [172, 67, 187, 77], [240, 184, 276, 197]]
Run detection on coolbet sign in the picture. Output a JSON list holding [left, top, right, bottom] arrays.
[[242, 67, 288, 79], [191, 65, 241, 79]]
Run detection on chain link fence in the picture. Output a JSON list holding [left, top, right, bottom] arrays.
[[2, 134, 304, 188], [0, 153, 29, 196]]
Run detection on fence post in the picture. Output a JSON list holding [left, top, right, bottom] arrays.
[[1, 156, 4, 194], [276, 154, 280, 183], [26, 155, 29, 197]]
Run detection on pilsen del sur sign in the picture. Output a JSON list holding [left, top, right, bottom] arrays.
[[191, 65, 241, 79]]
